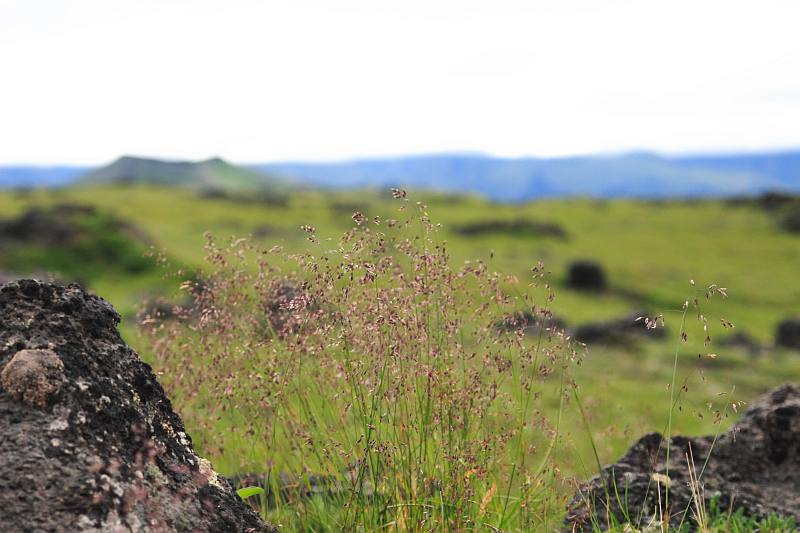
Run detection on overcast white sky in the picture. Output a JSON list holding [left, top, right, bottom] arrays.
[[1, 0, 799, 164]]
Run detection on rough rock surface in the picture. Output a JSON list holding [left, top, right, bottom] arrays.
[[565, 384, 800, 530], [1, 348, 65, 407], [0, 280, 272, 532]]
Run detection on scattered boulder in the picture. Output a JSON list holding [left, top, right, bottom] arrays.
[[725, 191, 799, 211], [776, 319, 800, 349], [571, 310, 665, 346], [137, 282, 204, 326], [0, 280, 272, 532], [759, 192, 799, 211], [453, 218, 567, 239], [779, 205, 800, 233], [566, 260, 607, 291], [263, 280, 322, 339], [565, 384, 800, 530], [495, 309, 566, 337], [252, 224, 279, 239], [718, 331, 763, 356], [197, 187, 289, 207], [329, 201, 371, 216]]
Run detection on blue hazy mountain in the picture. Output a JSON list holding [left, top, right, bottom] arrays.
[[256, 151, 800, 202], [0, 166, 89, 188], [673, 152, 800, 187], [1, 151, 799, 201]]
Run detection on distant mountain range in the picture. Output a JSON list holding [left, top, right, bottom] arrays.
[[0, 166, 89, 188], [1, 151, 799, 202], [256, 151, 800, 201]]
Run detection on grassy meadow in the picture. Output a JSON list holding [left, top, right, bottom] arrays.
[[1, 184, 799, 531]]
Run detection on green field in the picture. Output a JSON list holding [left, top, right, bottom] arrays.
[[1, 184, 798, 531], [3, 186, 798, 333]]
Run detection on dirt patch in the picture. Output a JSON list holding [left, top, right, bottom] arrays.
[[565, 384, 800, 530], [0, 279, 272, 532]]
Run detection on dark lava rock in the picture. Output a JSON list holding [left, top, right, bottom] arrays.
[[565, 384, 800, 531], [725, 191, 799, 211], [566, 260, 607, 291], [0, 280, 272, 532], [718, 331, 763, 356], [571, 310, 666, 346], [0, 204, 93, 245], [454, 218, 567, 239], [779, 207, 800, 234], [776, 319, 800, 349], [263, 280, 322, 339], [495, 309, 566, 337]]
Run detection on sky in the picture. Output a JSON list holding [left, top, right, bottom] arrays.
[[1, 0, 799, 165]]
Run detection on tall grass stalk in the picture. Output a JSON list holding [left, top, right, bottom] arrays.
[[146, 195, 579, 531]]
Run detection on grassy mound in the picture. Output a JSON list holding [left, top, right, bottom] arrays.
[[0, 203, 155, 279]]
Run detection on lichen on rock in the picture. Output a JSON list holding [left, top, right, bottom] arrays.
[[1, 348, 64, 407]]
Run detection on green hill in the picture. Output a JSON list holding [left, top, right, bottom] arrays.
[[80, 155, 285, 193]]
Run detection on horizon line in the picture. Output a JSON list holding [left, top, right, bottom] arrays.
[[3, 145, 800, 168]]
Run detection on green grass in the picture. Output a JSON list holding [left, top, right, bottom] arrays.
[[1, 184, 798, 530], [3, 186, 797, 341]]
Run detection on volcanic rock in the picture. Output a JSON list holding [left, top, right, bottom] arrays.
[[566, 260, 607, 291], [495, 309, 566, 337], [0, 279, 272, 532], [565, 384, 800, 530], [571, 310, 666, 346], [0, 348, 65, 407], [776, 319, 800, 349], [718, 331, 763, 356]]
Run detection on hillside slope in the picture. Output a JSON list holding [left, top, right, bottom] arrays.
[[81, 155, 283, 192]]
